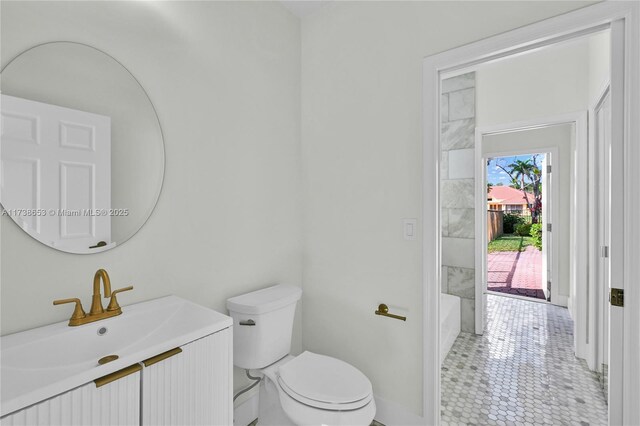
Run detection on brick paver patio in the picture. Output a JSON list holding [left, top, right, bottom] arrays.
[[487, 246, 545, 300]]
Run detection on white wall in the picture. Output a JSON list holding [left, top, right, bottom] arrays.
[[1, 42, 165, 246], [483, 124, 575, 302], [301, 1, 595, 416], [588, 31, 611, 104], [1, 0, 603, 419], [476, 36, 591, 127], [476, 30, 610, 128], [475, 31, 609, 311], [0, 1, 302, 397]]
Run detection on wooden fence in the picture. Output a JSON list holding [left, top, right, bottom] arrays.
[[487, 210, 503, 242]]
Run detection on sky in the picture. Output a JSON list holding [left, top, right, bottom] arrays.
[[487, 154, 544, 186]]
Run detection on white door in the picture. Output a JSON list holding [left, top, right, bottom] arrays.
[[595, 90, 614, 411], [541, 154, 551, 302], [0, 95, 111, 251]]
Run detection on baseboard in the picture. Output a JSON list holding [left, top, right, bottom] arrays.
[[374, 395, 425, 426], [554, 294, 569, 308], [233, 388, 259, 426], [567, 296, 574, 319]]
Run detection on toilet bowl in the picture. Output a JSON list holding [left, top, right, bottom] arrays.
[[227, 285, 376, 426], [258, 352, 376, 426]]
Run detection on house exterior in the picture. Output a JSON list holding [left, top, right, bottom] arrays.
[[487, 186, 535, 215]]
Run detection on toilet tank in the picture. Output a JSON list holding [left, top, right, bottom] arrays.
[[227, 284, 302, 369]]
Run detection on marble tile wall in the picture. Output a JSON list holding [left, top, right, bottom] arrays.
[[441, 72, 476, 333]]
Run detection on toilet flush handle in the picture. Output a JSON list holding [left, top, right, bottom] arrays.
[[239, 319, 256, 326]]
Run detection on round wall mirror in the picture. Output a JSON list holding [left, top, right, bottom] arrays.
[[0, 42, 165, 254]]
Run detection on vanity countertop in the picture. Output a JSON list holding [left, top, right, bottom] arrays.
[[0, 295, 232, 417]]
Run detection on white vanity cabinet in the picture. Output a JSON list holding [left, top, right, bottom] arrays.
[[141, 329, 233, 425], [1, 328, 232, 426], [1, 371, 141, 426]]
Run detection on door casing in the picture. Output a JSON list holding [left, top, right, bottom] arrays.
[[422, 3, 640, 424], [474, 115, 585, 358], [475, 139, 561, 332], [590, 83, 613, 407]]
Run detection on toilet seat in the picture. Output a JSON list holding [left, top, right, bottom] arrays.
[[278, 377, 373, 411], [277, 351, 373, 411]]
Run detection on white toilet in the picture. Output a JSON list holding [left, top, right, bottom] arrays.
[[227, 285, 376, 426]]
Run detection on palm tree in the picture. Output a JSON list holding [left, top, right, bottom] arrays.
[[494, 157, 543, 223], [508, 158, 533, 199], [528, 157, 543, 222]]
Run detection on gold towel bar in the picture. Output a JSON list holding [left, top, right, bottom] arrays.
[[375, 304, 406, 321]]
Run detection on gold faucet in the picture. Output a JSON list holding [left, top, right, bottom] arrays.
[[54, 269, 133, 326], [90, 268, 112, 315]]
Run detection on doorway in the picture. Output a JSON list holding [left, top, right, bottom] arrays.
[[485, 152, 548, 302], [423, 3, 640, 420], [474, 120, 571, 337]]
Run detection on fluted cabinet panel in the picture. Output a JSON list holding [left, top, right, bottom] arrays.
[[1, 371, 140, 426], [141, 328, 233, 426], [2, 329, 231, 426]]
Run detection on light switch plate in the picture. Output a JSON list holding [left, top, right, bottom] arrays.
[[403, 218, 417, 240]]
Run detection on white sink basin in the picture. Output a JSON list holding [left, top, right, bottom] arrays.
[[0, 295, 232, 417]]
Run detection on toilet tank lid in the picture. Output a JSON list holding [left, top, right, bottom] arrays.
[[227, 285, 302, 315]]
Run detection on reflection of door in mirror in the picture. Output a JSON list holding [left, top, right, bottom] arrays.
[[1, 42, 165, 254], [1, 94, 112, 252]]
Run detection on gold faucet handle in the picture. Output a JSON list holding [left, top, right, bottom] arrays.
[[53, 298, 86, 320], [106, 286, 133, 312]]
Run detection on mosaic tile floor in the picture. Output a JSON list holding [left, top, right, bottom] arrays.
[[441, 295, 608, 426]]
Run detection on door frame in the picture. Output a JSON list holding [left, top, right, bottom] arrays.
[[589, 82, 612, 399], [474, 114, 587, 361], [475, 135, 562, 323], [422, 2, 639, 424]]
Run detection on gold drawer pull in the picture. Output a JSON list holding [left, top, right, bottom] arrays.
[[375, 303, 407, 321], [94, 364, 142, 388], [142, 347, 182, 367]]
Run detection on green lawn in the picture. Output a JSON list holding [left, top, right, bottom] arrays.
[[488, 234, 534, 253]]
